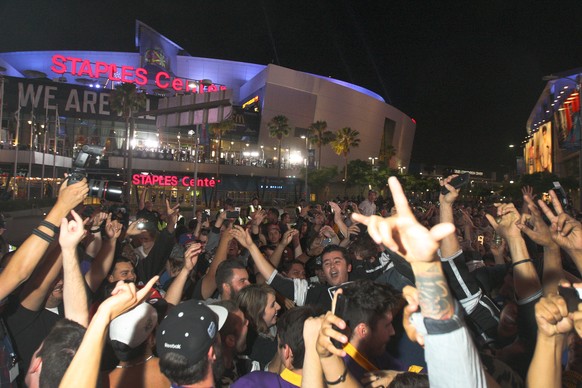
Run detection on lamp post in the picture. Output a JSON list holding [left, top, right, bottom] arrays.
[[301, 135, 310, 201], [542, 74, 581, 211]]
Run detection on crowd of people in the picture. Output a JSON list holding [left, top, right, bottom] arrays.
[[0, 174, 581, 388]]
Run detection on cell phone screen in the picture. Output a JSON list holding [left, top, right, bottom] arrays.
[[332, 294, 350, 349]]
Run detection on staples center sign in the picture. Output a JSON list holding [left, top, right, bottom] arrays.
[[132, 174, 220, 187], [51, 54, 227, 93]]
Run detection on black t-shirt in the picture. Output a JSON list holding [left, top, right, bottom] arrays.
[[5, 302, 61, 376], [244, 328, 277, 370]]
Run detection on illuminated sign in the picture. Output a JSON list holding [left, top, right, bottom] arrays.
[[242, 96, 259, 109], [453, 169, 484, 176], [51, 55, 227, 93], [132, 174, 220, 187]]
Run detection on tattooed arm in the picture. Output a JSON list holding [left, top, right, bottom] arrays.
[[411, 261, 454, 320], [354, 177, 491, 388]]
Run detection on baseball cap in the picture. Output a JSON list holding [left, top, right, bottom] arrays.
[[156, 300, 227, 365], [178, 233, 197, 247], [109, 302, 158, 348]]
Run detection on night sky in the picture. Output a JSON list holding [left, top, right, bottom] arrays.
[[1, 0, 582, 172]]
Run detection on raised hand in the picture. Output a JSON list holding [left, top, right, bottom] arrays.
[[281, 229, 298, 246], [352, 177, 455, 263], [184, 243, 202, 272], [59, 210, 86, 251], [485, 203, 522, 240], [230, 225, 254, 249], [100, 275, 159, 321], [516, 195, 555, 248], [58, 177, 89, 212], [538, 190, 582, 254], [439, 174, 460, 205], [316, 311, 348, 359], [347, 224, 361, 239], [521, 185, 535, 201], [534, 293, 573, 338], [104, 214, 123, 240], [251, 209, 267, 225], [166, 198, 180, 217], [319, 225, 337, 239], [89, 210, 108, 229], [329, 201, 342, 216], [126, 218, 147, 236]]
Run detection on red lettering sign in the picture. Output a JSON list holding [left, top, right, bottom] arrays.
[[133, 174, 219, 187], [50, 55, 227, 93]]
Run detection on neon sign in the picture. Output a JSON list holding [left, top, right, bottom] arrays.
[[132, 174, 220, 187], [51, 55, 227, 93]]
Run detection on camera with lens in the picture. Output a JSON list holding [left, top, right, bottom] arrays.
[[68, 144, 125, 202]]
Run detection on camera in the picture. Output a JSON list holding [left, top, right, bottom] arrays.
[[226, 210, 240, 219], [69, 145, 125, 202]]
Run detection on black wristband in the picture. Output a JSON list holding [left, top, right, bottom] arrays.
[[511, 259, 534, 268], [32, 228, 55, 243], [323, 362, 348, 385], [39, 220, 59, 234]]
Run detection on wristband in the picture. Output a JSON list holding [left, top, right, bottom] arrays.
[[39, 220, 59, 234], [90, 227, 101, 233], [32, 228, 55, 243], [323, 362, 348, 385], [511, 259, 534, 268]]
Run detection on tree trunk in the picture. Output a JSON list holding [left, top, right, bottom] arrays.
[[277, 138, 282, 178], [344, 155, 348, 196], [126, 114, 135, 205], [318, 142, 322, 170]]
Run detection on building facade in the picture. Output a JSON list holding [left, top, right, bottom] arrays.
[[0, 21, 415, 207]]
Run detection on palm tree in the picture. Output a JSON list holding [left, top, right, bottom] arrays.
[[209, 119, 235, 179], [308, 120, 335, 169], [110, 83, 146, 203], [268, 115, 291, 177], [382, 144, 397, 167], [331, 127, 360, 191]]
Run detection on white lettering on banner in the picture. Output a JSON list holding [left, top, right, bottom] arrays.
[[44, 86, 57, 110], [18, 83, 44, 108], [83, 91, 98, 114], [16, 82, 152, 117], [98, 93, 110, 115], [65, 89, 81, 112]]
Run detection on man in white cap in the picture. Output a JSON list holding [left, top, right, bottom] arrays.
[[106, 302, 169, 387], [156, 300, 228, 387]]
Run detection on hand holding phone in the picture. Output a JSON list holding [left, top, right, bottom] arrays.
[[331, 294, 351, 349], [226, 210, 240, 219], [441, 173, 470, 195]]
